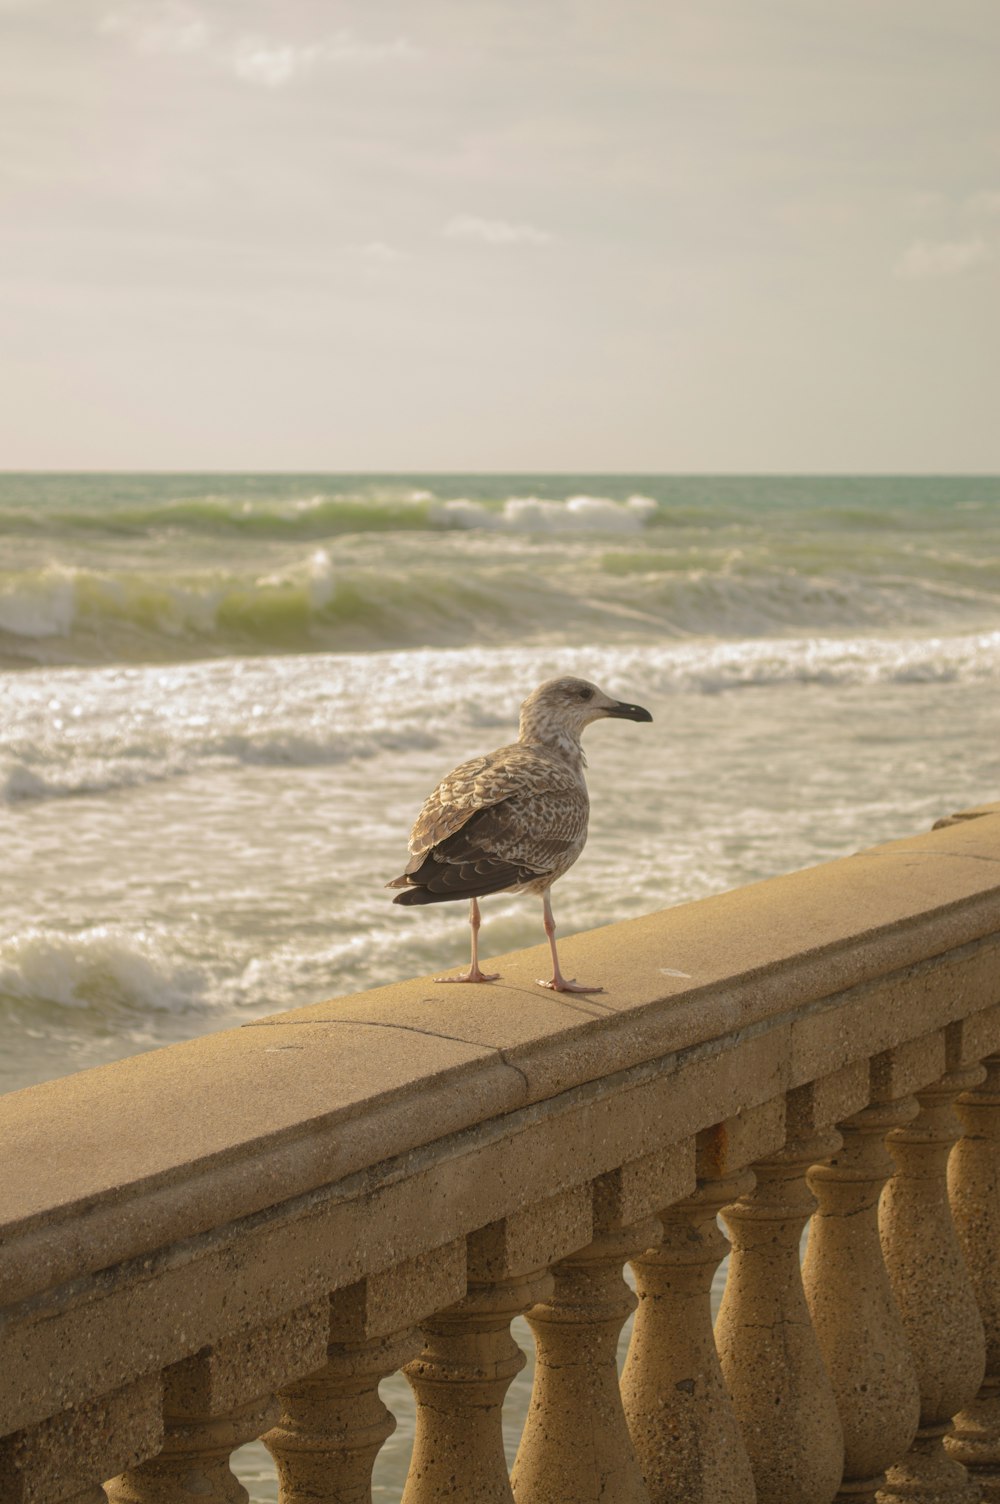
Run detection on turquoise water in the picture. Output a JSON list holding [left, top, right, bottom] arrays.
[[2, 472, 998, 1498], [2, 474, 998, 666]]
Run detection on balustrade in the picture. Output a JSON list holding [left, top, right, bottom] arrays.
[[3, 805, 1000, 1504]]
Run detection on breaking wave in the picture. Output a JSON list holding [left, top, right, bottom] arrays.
[[429, 494, 657, 533], [0, 925, 207, 1018], [0, 547, 529, 663], [0, 488, 661, 540], [2, 542, 999, 669]]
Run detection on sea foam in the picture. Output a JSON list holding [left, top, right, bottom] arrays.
[[0, 925, 206, 1017], [4, 632, 999, 807], [431, 494, 657, 533]]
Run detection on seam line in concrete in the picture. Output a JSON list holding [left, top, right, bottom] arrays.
[[243, 1016, 533, 1096], [244, 1016, 483, 1047], [859, 850, 1000, 867]]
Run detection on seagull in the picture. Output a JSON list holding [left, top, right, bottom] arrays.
[[386, 676, 653, 993]]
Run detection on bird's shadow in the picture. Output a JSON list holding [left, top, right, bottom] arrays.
[[456, 978, 622, 1018]]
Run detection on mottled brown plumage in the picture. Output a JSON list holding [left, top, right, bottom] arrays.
[[387, 676, 652, 992]]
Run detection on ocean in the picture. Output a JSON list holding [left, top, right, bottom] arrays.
[[2, 472, 998, 1498]]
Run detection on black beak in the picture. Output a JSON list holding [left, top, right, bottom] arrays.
[[606, 700, 653, 722]]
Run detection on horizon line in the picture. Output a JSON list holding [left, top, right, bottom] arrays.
[[2, 469, 999, 479]]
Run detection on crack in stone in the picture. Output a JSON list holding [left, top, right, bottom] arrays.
[[861, 849, 1000, 866], [496, 1049, 531, 1095], [243, 1016, 532, 1097]]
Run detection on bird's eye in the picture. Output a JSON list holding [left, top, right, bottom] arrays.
[[578, 687, 594, 701]]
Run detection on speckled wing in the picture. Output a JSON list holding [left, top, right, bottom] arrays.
[[405, 743, 583, 858], [388, 744, 589, 903]]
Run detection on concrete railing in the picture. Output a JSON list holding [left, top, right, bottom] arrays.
[[3, 803, 1000, 1504]]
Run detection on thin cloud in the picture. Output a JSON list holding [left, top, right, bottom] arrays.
[[100, 2, 210, 55], [894, 238, 990, 281], [232, 40, 317, 87], [904, 190, 946, 217], [101, 13, 415, 84], [232, 31, 416, 87], [443, 215, 553, 246], [347, 242, 406, 266], [966, 191, 1000, 218], [322, 32, 416, 65]]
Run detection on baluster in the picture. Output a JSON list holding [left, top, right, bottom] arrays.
[[264, 1241, 465, 1504], [804, 1100, 922, 1502], [402, 1189, 591, 1504], [716, 1124, 845, 1504], [266, 1329, 419, 1504], [879, 1067, 987, 1503], [622, 1171, 755, 1504], [0, 1375, 162, 1504], [106, 1303, 328, 1504], [402, 1267, 551, 1504], [947, 1054, 1000, 1497], [107, 1397, 277, 1504], [513, 1219, 660, 1504], [620, 1102, 784, 1504], [715, 1067, 870, 1504]]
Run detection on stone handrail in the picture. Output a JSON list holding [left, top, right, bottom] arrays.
[[2, 802, 1000, 1503]]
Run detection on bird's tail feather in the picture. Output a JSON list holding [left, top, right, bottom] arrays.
[[392, 871, 519, 905]]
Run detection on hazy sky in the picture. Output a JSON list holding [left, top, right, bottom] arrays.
[[2, 0, 998, 470]]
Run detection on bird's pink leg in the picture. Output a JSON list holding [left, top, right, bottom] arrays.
[[537, 891, 604, 994], [436, 896, 501, 984]]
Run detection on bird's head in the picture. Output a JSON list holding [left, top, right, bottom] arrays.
[[518, 676, 652, 754]]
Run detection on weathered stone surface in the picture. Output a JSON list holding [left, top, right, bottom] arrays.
[[328, 1239, 467, 1342], [804, 1102, 921, 1500], [0, 1376, 162, 1504], [880, 1069, 987, 1501], [871, 1032, 947, 1102], [265, 1325, 420, 1504], [513, 1223, 659, 1504], [788, 1062, 871, 1130], [696, 1096, 787, 1175], [788, 937, 1000, 1088], [105, 1392, 277, 1504], [403, 1268, 552, 1504], [165, 1301, 329, 1416], [0, 1027, 787, 1435], [260, 1249, 469, 1504], [951, 1005, 1000, 1068], [622, 1170, 756, 1504], [468, 1187, 593, 1278], [593, 1139, 696, 1226], [947, 1056, 1000, 1497], [717, 1130, 845, 1504]]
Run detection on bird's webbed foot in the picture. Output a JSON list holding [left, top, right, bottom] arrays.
[[537, 977, 605, 994], [435, 967, 501, 984]]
